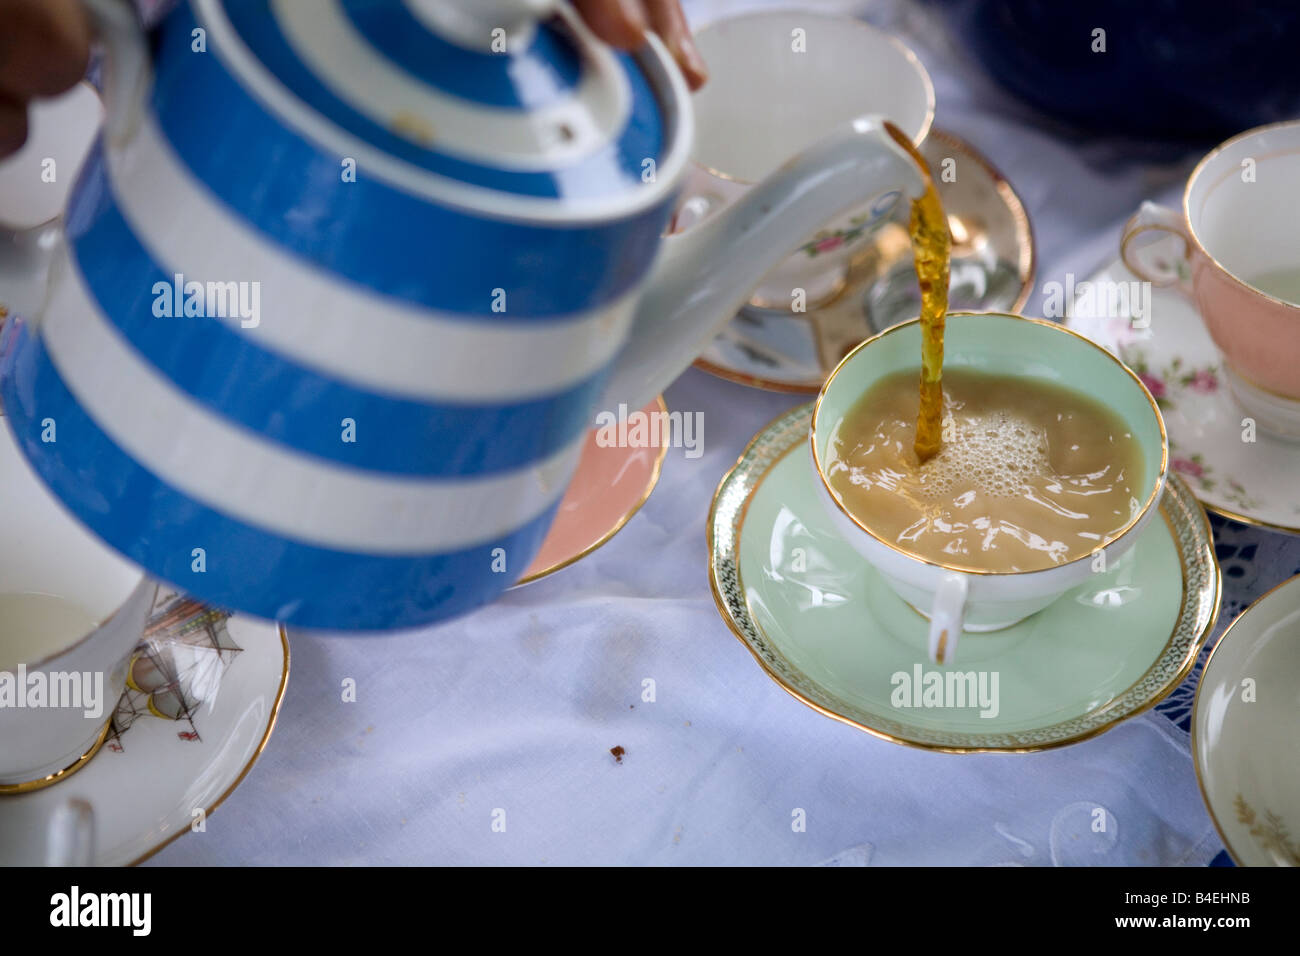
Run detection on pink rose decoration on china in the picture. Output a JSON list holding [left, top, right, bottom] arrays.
[[1138, 372, 1166, 400], [1187, 368, 1219, 393]]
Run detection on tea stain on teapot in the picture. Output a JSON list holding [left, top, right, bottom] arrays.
[[391, 110, 436, 146]]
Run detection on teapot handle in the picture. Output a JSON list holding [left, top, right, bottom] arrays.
[[44, 798, 96, 866], [83, 0, 151, 147], [0, 0, 147, 326], [598, 115, 928, 412], [408, 0, 560, 49]]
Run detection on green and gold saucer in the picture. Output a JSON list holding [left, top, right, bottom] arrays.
[[708, 403, 1221, 752]]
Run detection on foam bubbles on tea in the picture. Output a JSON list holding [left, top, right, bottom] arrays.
[[918, 411, 1051, 501], [826, 368, 1146, 573]]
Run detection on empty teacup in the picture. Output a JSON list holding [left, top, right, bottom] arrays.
[[0, 413, 155, 793], [810, 312, 1168, 663], [677, 10, 934, 310], [1121, 120, 1300, 439]]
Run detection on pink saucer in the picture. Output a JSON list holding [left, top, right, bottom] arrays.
[[516, 397, 668, 585]]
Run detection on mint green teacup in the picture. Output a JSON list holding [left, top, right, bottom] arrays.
[[810, 312, 1169, 664]]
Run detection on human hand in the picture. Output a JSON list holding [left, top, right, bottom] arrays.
[[574, 0, 707, 90], [0, 0, 91, 157]]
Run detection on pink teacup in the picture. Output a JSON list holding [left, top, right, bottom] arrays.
[[1120, 120, 1300, 440]]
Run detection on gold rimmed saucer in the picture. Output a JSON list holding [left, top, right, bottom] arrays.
[[1066, 250, 1300, 534], [513, 396, 669, 586], [1192, 573, 1300, 866], [693, 129, 1036, 393], [707, 403, 1221, 752], [0, 590, 289, 866]]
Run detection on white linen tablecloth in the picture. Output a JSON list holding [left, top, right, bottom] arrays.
[[149, 0, 1300, 866]]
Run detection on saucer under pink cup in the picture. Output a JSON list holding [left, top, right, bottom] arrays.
[[1121, 120, 1300, 439]]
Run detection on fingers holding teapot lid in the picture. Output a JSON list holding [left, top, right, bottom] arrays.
[[574, 0, 707, 90]]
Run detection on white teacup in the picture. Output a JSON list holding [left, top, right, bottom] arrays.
[[810, 312, 1169, 664], [0, 415, 155, 792], [677, 10, 934, 310]]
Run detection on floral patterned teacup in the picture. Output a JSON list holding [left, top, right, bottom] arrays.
[[675, 10, 933, 310], [1120, 120, 1300, 440]]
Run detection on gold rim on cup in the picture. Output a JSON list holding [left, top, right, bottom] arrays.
[[808, 312, 1170, 577]]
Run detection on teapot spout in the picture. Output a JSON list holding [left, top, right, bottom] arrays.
[[598, 115, 927, 411]]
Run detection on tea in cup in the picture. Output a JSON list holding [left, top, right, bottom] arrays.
[[811, 312, 1168, 663], [678, 10, 934, 310], [0, 417, 155, 793], [1120, 119, 1300, 439]]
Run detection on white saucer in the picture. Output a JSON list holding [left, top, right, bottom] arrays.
[[693, 129, 1035, 393], [1193, 573, 1300, 866], [1067, 253, 1300, 533], [0, 589, 288, 865]]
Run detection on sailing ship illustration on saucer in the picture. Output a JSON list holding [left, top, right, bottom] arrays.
[[108, 588, 242, 748]]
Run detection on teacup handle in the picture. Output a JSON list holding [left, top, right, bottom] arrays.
[[927, 572, 967, 665], [45, 798, 96, 866], [1119, 201, 1194, 294]]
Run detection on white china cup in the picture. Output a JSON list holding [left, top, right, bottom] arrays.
[[0, 416, 155, 792], [810, 312, 1169, 664], [677, 10, 934, 310]]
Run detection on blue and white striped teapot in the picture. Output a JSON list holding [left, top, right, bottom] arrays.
[[0, 0, 927, 631]]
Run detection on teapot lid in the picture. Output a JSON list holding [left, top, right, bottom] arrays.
[[203, 0, 690, 221]]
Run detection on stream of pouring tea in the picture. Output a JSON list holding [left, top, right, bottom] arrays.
[[884, 124, 951, 462]]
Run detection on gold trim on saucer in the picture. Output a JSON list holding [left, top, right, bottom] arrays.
[[1191, 572, 1300, 866], [690, 358, 827, 394], [707, 403, 1220, 753], [0, 720, 112, 796], [809, 313, 1170, 577], [1198, 501, 1300, 537], [127, 624, 290, 866], [513, 396, 670, 586], [1068, 262, 1300, 535], [690, 129, 1037, 394]]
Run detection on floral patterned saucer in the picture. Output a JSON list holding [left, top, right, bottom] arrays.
[[1066, 253, 1300, 533], [693, 129, 1035, 392], [707, 404, 1220, 751], [1193, 573, 1300, 866], [0, 589, 288, 865]]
